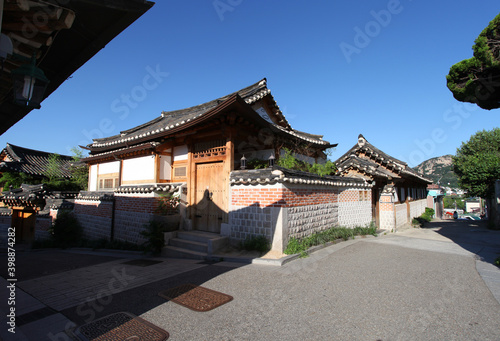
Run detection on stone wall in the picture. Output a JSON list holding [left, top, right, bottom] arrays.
[[228, 174, 373, 253], [74, 197, 114, 241], [113, 195, 159, 244]]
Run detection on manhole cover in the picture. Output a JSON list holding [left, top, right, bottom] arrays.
[[158, 283, 233, 312], [122, 259, 163, 267], [75, 311, 168, 341]]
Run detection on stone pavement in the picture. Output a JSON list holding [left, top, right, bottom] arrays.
[[1, 219, 499, 340]]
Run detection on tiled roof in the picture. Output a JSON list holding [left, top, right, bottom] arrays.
[[1, 184, 46, 208], [0, 143, 74, 178], [230, 166, 372, 188], [335, 135, 432, 183], [86, 79, 331, 153]]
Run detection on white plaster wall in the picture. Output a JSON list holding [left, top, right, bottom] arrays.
[[173, 145, 188, 161], [98, 160, 120, 175], [159, 155, 171, 180], [89, 164, 98, 191], [122, 155, 155, 181]]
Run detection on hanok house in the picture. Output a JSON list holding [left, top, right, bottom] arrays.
[[78, 78, 374, 254], [335, 135, 432, 231], [0, 144, 77, 243]]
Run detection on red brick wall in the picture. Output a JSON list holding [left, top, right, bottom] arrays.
[[231, 186, 338, 208], [74, 200, 113, 218], [115, 196, 159, 214]]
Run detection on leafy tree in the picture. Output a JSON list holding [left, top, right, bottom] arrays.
[[68, 147, 88, 191], [45, 153, 62, 182], [446, 13, 500, 110], [0, 172, 38, 190], [277, 148, 337, 176], [452, 128, 500, 199], [443, 196, 465, 210]]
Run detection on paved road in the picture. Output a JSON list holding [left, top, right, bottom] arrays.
[[1, 219, 499, 340]]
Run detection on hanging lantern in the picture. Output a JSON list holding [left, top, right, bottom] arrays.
[[240, 155, 247, 170], [11, 55, 49, 109], [268, 153, 275, 167]]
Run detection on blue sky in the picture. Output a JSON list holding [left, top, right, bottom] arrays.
[[1, 0, 499, 167]]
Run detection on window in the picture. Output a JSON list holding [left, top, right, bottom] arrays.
[[99, 177, 118, 190], [173, 166, 187, 179]]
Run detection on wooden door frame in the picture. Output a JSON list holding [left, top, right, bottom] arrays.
[[187, 132, 234, 231]]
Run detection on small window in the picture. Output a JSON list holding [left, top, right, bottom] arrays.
[[174, 166, 187, 178], [98, 176, 118, 190]]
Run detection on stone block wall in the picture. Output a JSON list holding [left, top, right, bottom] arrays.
[[229, 181, 372, 252], [35, 215, 53, 240], [113, 195, 159, 244], [74, 199, 113, 241]]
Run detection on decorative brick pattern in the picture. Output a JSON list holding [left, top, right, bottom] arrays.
[[338, 200, 372, 228], [410, 199, 427, 220]]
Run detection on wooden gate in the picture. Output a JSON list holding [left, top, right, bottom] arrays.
[[194, 162, 227, 233], [11, 208, 36, 243]]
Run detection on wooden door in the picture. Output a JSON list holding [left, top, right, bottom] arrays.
[[12, 209, 36, 243], [194, 162, 227, 233]]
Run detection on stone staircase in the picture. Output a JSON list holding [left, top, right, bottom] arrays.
[[162, 231, 228, 260]]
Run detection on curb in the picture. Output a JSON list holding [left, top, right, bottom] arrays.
[[251, 233, 384, 266]]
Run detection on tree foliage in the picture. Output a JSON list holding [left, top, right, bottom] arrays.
[[446, 13, 500, 110], [277, 148, 337, 176], [452, 128, 500, 198]]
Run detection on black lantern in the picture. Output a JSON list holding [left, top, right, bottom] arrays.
[[268, 153, 275, 167], [240, 155, 247, 170], [12, 55, 49, 109]]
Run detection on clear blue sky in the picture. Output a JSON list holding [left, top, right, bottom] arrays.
[[1, 1, 499, 167]]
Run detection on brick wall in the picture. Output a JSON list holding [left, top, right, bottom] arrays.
[[74, 194, 165, 245], [74, 199, 113, 241], [229, 181, 373, 252], [113, 196, 159, 244]]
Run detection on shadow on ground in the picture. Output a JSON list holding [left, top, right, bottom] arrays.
[[423, 219, 500, 264]]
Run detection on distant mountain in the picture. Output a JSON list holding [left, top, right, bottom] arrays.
[[413, 155, 459, 187]]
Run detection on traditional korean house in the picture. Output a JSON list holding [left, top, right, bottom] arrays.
[[79, 78, 336, 247], [335, 134, 432, 230], [0, 144, 77, 243], [0, 143, 74, 191]]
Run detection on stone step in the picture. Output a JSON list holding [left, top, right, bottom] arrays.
[[161, 245, 207, 260], [169, 238, 208, 253], [177, 231, 221, 243]]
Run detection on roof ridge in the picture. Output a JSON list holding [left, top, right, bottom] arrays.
[[5, 143, 72, 160]]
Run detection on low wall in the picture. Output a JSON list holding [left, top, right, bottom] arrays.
[[395, 203, 407, 228], [410, 199, 427, 220], [74, 185, 184, 245], [74, 195, 114, 241], [229, 169, 373, 253]]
